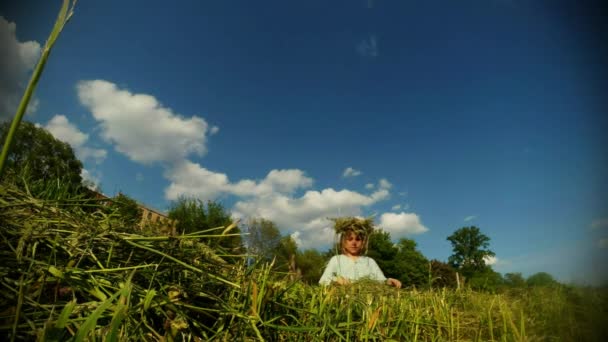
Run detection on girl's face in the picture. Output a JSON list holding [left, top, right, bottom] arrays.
[[342, 231, 364, 256]]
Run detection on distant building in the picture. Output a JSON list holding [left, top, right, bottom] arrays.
[[138, 205, 177, 236], [90, 190, 177, 235]]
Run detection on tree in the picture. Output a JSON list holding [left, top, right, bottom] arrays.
[[467, 267, 504, 292], [108, 193, 142, 230], [0, 121, 83, 185], [429, 260, 457, 288], [393, 238, 429, 288], [526, 272, 558, 287], [504, 272, 526, 288], [273, 235, 298, 273], [296, 249, 329, 284], [367, 230, 429, 288], [168, 197, 242, 253], [245, 218, 282, 263], [447, 226, 495, 278], [367, 230, 399, 277]]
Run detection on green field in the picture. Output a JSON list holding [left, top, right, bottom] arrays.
[[1, 183, 606, 341]]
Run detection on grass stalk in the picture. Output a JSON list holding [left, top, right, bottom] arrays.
[[0, 0, 77, 179]]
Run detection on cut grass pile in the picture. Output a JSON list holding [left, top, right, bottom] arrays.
[[1, 183, 606, 341]]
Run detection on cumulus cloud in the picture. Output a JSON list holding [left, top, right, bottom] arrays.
[[365, 183, 374, 190], [209, 125, 219, 135], [165, 160, 393, 248], [484, 255, 498, 266], [378, 212, 429, 237], [81, 168, 101, 191], [291, 231, 302, 247], [378, 178, 392, 190], [391, 204, 401, 211], [164, 160, 314, 201], [77, 80, 212, 164], [464, 215, 477, 222], [73, 79, 428, 249], [342, 167, 362, 178], [0, 16, 41, 121], [234, 187, 389, 249], [44, 115, 107, 164]]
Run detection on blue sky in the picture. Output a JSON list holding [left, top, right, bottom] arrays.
[[2, 0, 607, 284]]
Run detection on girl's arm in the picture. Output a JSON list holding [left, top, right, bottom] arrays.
[[318, 256, 338, 285]]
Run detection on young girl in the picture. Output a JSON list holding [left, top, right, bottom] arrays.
[[319, 217, 402, 288]]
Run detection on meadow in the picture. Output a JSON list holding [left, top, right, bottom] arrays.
[[1, 182, 606, 341], [1, 2, 606, 339]]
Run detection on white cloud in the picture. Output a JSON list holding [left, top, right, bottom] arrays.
[[210, 125, 219, 135], [291, 231, 302, 247], [464, 215, 477, 222], [44, 115, 107, 164], [484, 255, 498, 266], [73, 79, 426, 250], [598, 238, 608, 249], [398, 191, 407, 197], [378, 212, 429, 237], [234, 186, 387, 249], [77, 80, 212, 164], [378, 178, 392, 190], [365, 183, 374, 190], [591, 218, 608, 230], [81, 168, 101, 191], [0, 16, 41, 121], [164, 160, 314, 201], [342, 167, 362, 178], [391, 204, 401, 211]]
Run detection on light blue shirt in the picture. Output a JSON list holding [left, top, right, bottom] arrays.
[[319, 255, 387, 285]]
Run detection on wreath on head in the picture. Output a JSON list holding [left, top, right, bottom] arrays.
[[330, 216, 375, 237]]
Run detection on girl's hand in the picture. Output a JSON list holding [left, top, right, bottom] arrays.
[[335, 277, 351, 285], [386, 278, 402, 288]]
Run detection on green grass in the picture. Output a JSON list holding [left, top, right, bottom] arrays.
[[2, 2, 605, 339], [1, 182, 607, 341]]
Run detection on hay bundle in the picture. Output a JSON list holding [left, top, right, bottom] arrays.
[[0, 183, 240, 340], [330, 216, 375, 237]]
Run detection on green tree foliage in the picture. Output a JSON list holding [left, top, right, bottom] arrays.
[[467, 267, 504, 292], [246, 218, 282, 263], [273, 235, 298, 272], [296, 249, 329, 284], [526, 272, 559, 287], [504, 272, 526, 288], [367, 230, 398, 276], [367, 230, 428, 288], [447, 226, 495, 278], [393, 238, 429, 287], [108, 193, 142, 229], [429, 259, 457, 288], [0, 121, 83, 186], [168, 197, 242, 253]]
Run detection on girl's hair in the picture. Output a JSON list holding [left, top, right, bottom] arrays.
[[339, 228, 369, 255]]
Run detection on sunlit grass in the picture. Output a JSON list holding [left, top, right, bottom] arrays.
[[1, 182, 607, 341]]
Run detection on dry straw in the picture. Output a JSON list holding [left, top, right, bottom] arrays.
[[330, 216, 375, 237]]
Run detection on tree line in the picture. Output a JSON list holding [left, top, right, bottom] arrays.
[[1, 121, 561, 291]]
